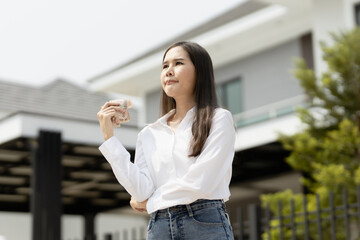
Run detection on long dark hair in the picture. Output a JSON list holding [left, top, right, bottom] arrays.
[[161, 41, 218, 157]]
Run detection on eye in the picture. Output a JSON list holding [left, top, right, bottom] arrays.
[[176, 61, 183, 65], [162, 64, 168, 69]]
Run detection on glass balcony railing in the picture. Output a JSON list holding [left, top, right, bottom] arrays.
[[233, 94, 308, 128]]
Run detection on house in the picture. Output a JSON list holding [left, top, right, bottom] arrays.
[[87, 0, 360, 221], [0, 79, 147, 239], [1, 0, 359, 239]]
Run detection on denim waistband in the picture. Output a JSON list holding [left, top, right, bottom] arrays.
[[152, 199, 225, 219]]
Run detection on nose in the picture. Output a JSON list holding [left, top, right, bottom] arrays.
[[165, 66, 174, 76]]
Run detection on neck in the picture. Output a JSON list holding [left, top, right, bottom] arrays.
[[173, 96, 195, 121]]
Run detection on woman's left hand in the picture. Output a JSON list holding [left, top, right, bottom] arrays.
[[130, 197, 148, 213]]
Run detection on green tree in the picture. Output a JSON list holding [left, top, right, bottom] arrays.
[[261, 28, 360, 239]]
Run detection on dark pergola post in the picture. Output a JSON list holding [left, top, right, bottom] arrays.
[[248, 204, 261, 240], [84, 212, 97, 240], [31, 130, 62, 240]]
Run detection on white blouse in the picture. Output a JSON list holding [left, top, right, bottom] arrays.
[[99, 107, 236, 214]]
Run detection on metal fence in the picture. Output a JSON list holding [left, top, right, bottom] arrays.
[[73, 186, 360, 240], [65, 227, 146, 240], [233, 186, 360, 240], [105, 228, 146, 240]]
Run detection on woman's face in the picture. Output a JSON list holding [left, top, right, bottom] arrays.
[[161, 46, 196, 100]]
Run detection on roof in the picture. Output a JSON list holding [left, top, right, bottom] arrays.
[[87, 0, 268, 83], [87, 1, 313, 96], [0, 79, 138, 127]]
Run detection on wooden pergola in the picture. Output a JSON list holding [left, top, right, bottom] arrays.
[[0, 79, 140, 240], [0, 130, 136, 240]]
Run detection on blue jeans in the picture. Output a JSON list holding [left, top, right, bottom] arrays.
[[146, 199, 234, 240]]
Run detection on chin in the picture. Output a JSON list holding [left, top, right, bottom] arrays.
[[164, 89, 176, 98]]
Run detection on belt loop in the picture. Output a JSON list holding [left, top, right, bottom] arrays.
[[167, 207, 171, 218], [186, 204, 193, 217], [151, 211, 157, 222], [221, 199, 226, 208]]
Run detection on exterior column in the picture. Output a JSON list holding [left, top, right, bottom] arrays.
[[84, 212, 97, 240], [31, 130, 62, 240], [248, 204, 261, 240]]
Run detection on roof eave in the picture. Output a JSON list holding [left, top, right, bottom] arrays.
[[89, 0, 313, 96]]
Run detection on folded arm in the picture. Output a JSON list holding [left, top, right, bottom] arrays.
[[99, 135, 155, 202]]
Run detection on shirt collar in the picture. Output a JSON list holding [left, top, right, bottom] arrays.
[[158, 109, 175, 127], [154, 106, 196, 128]]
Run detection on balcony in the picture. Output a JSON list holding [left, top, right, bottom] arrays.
[[233, 94, 307, 128]]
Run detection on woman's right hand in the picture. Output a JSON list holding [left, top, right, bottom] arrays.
[[97, 102, 125, 140], [130, 197, 148, 213]]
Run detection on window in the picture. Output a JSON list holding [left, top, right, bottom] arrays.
[[355, 3, 360, 26], [216, 78, 242, 115]]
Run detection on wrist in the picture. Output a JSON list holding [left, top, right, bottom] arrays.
[[104, 134, 114, 141]]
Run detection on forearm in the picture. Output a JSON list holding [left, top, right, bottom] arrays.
[[99, 136, 155, 201]]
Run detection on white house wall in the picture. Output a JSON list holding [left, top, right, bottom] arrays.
[[145, 89, 162, 124], [0, 211, 148, 240], [145, 38, 303, 123], [235, 113, 304, 151], [0, 113, 139, 148], [214, 38, 303, 111], [312, 0, 360, 76]]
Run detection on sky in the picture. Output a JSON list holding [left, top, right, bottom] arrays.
[[0, 0, 243, 87]]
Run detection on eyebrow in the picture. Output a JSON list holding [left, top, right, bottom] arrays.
[[162, 58, 185, 64]]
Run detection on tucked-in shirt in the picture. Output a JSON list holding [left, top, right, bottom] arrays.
[[99, 107, 236, 214]]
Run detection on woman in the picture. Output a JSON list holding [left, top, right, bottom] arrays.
[[97, 41, 235, 240]]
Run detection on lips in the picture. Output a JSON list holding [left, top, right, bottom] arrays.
[[165, 80, 179, 85]]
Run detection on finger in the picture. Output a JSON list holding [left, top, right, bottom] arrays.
[[102, 106, 125, 113], [131, 205, 144, 212], [101, 102, 112, 110], [135, 207, 146, 213], [114, 116, 120, 125], [100, 108, 120, 118], [101, 108, 116, 114], [99, 111, 116, 120], [103, 102, 124, 109], [111, 106, 125, 113]]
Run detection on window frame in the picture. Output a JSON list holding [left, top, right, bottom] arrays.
[[216, 77, 242, 114], [355, 2, 360, 26]]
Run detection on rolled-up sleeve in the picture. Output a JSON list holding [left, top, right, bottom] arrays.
[[99, 134, 155, 202]]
